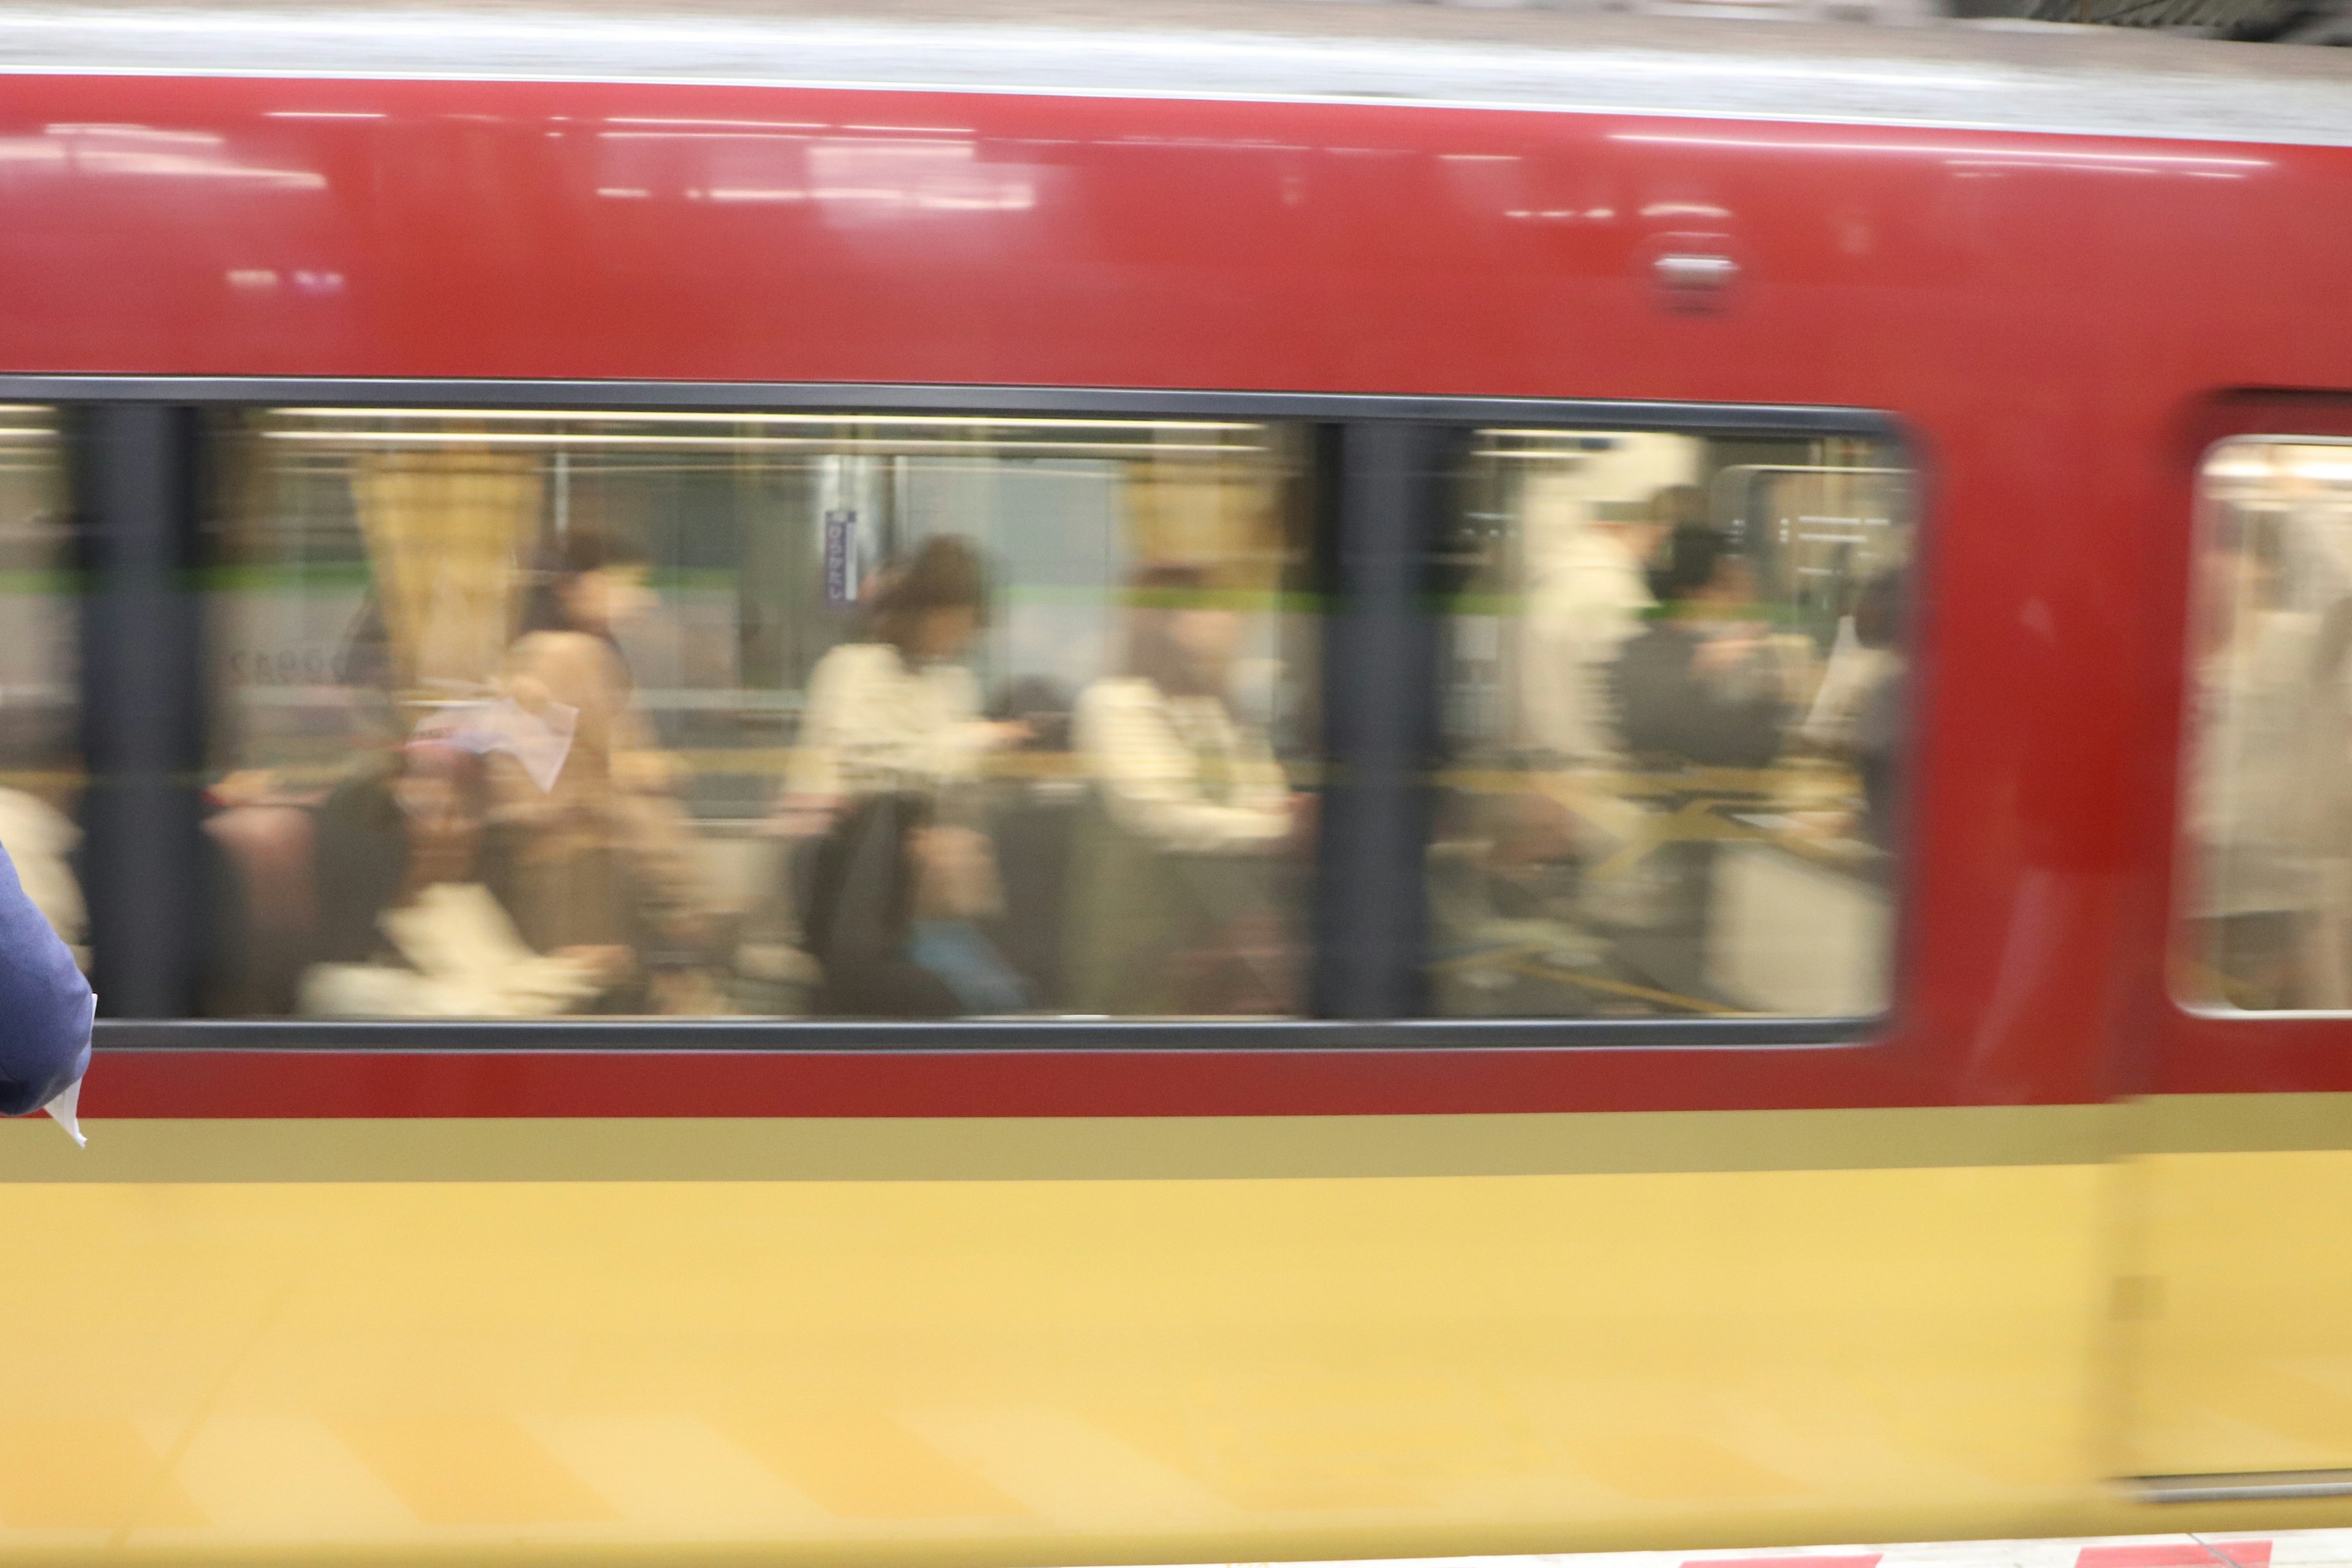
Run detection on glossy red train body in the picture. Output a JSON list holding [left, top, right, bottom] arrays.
[[7, 55, 2348, 1115]]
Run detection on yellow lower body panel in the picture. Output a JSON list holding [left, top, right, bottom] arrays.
[[0, 1107, 2329, 1564], [2128, 1148, 2352, 1477]]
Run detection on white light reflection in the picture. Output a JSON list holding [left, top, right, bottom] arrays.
[[2206, 442, 2352, 486], [600, 130, 807, 141], [270, 409, 1260, 431], [265, 110, 384, 121], [606, 117, 825, 130], [1612, 130, 2270, 170], [806, 140, 1034, 213], [0, 407, 58, 444], [1948, 158, 2165, 175], [7, 122, 328, 187], [260, 431, 1261, 456], [1485, 428, 1621, 440]]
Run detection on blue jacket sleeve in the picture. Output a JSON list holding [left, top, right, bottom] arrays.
[[0, 839, 92, 1116]]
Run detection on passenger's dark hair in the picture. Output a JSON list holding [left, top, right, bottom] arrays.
[[1648, 484, 1710, 530], [518, 523, 649, 636], [867, 535, 989, 660], [1121, 563, 1222, 698], [1651, 524, 1729, 602]]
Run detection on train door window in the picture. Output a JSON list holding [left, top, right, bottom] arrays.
[[2177, 437, 2352, 1013], [0, 407, 85, 973], [201, 409, 1319, 1022], [1425, 427, 1913, 1020]]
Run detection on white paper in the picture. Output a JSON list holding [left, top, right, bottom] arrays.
[[413, 696, 578, 793], [41, 989, 92, 1148], [42, 1074, 83, 1148]]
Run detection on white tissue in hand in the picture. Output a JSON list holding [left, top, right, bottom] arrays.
[[43, 1075, 83, 1148]]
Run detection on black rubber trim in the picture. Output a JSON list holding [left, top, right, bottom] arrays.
[[0, 375, 1900, 437], [91, 1016, 1877, 1050]]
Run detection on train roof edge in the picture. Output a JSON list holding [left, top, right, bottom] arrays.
[[2, 0, 2351, 147]]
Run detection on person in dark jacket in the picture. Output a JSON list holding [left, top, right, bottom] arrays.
[[1849, 566, 1907, 853], [1611, 524, 1790, 769], [0, 837, 92, 1117], [799, 791, 1028, 1017]]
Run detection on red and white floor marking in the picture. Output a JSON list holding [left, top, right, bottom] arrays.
[[1212, 1532, 2352, 1568]]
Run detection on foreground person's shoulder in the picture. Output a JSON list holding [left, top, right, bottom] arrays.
[[0, 840, 92, 1118]]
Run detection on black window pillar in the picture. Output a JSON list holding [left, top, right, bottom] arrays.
[[1312, 421, 1446, 1020], [77, 403, 206, 1019]]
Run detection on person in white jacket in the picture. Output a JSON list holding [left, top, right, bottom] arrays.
[[1067, 565, 1300, 1014], [1517, 479, 1679, 761], [788, 536, 1025, 805], [785, 536, 1031, 1014]]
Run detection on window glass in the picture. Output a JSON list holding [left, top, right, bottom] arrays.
[[203, 410, 1319, 1020], [0, 407, 85, 972], [1428, 428, 1912, 1020], [2179, 437, 2352, 1012]]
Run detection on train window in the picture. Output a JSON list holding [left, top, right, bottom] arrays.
[[1426, 428, 1912, 1020], [0, 408, 85, 974], [2177, 436, 2352, 1013], [200, 409, 1319, 1021]]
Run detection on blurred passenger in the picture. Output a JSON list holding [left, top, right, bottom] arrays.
[[782, 537, 1032, 1012], [1066, 566, 1299, 1014], [788, 535, 1026, 808], [1611, 524, 1790, 769], [1847, 568, 1908, 853], [1518, 480, 1678, 761], [301, 741, 626, 1017], [1800, 570, 1904, 755], [496, 525, 709, 968], [2186, 509, 2332, 1008], [2298, 597, 2352, 1007]]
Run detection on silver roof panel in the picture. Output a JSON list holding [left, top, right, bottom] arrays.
[[2, 0, 2350, 147]]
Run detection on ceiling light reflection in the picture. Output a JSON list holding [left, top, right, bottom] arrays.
[[268, 409, 1262, 432]]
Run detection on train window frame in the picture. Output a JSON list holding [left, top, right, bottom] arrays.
[[7, 375, 1914, 1055], [2152, 394, 2352, 1099], [2172, 421, 2352, 1022]]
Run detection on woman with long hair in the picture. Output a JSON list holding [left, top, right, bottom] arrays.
[[788, 534, 1024, 804], [786, 535, 1031, 1016], [496, 524, 706, 982]]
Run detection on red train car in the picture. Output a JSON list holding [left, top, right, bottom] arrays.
[[1, 1, 2350, 1560]]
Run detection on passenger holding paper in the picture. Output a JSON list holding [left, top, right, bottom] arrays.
[[0, 835, 92, 1128], [496, 526, 707, 960]]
